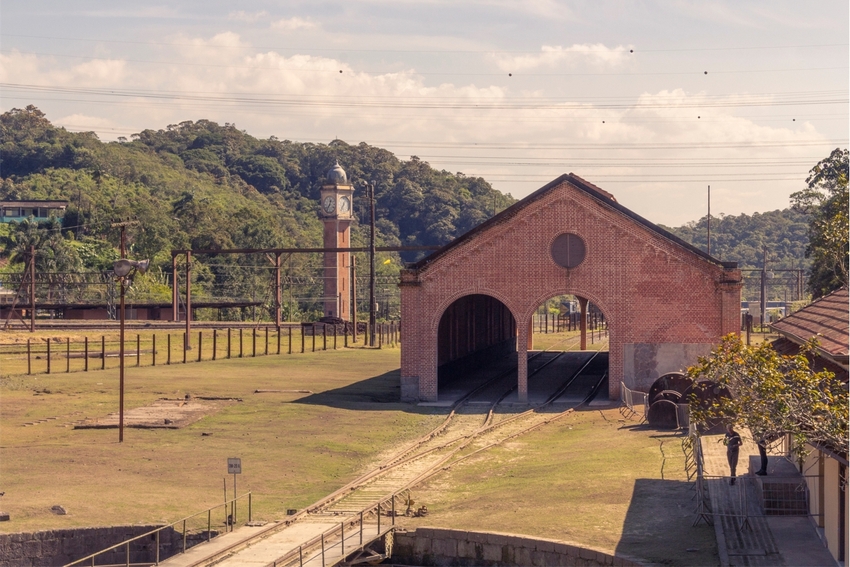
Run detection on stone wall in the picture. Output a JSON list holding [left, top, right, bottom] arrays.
[[0, 525, 215, 567], [391, 527, 644, 566]]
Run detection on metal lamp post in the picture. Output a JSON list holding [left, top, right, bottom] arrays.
[[113, 258, 150, 443]]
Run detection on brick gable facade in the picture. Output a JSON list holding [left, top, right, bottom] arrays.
[[400, 174, 742, 402]]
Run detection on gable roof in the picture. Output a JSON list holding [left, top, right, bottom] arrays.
[[771, 287, 849, 364], [410, 173, 736, 271]]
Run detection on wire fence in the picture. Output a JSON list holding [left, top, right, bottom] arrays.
[[0, 322, 400, 377]]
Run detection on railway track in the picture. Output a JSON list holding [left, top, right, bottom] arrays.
[[308, 338, 609, 518], [160, 334, 610, 566]]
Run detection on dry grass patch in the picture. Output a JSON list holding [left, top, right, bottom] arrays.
[[0, 347, 444, 533], [397, 407, 718, 566]]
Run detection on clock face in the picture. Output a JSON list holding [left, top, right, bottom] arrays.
[[322, 196, 336, 214], [339, 196, 351, 213]]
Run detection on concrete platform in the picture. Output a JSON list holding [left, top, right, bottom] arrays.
[[699, 434, 836, 567]]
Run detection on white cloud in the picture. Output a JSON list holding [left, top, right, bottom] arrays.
[[0, 32, 835, 225], [228, 10, 270, 23], [270, 17, 317, 31], [0, 50, 126, 87], [493, 44, 632, 71]]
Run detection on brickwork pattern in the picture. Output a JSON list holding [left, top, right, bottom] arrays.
[[392, 527, 644, 567], [401, 179, 741, 401]]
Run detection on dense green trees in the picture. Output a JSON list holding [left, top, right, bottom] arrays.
[[0, 106, 513, 319], [790, 148, 849, 297]]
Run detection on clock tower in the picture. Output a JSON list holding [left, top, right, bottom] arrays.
[[320, 161, 354, 320]]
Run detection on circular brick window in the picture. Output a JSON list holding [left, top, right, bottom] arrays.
[[551, 233, 586, 269]]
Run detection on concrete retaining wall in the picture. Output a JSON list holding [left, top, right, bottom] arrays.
[[391, 527, 643, 566], [0, 525, 215, 567]]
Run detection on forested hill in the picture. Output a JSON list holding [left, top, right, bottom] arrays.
[[0, 105, 514, 269], [660, 209, 810, 272], [0, 106, 811, 292]]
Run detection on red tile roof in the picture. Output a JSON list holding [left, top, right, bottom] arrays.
[[771, 287, 849, 362]]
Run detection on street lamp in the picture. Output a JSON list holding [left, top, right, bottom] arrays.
[[113, 258, 150, 443]]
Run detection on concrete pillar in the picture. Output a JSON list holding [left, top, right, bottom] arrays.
[[578, 296, 588, 350], [517, 321, 528, 403]]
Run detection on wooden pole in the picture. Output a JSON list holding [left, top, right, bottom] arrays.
[[29, 245, 35, 333], [152, 334, 156, 366], [84, 337, 88, 372], [66, 338, 70, 373], [185, 251, 192, 350], [213, 329, 217, 361], [275, 253, 282, 328], [172, 253, 179, 321]]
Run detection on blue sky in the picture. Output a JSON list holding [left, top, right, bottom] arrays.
[[1, 0, 847, 225]]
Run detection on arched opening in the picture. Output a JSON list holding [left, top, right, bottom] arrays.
[[437, 294, 517, 393], [525, 294, 610, 402]]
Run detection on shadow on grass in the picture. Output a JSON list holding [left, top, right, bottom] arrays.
[[291, 369, 437, 413], [615, 478, 718, 566]]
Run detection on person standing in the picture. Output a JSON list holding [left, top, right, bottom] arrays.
[[755, 433, 769, 476], [724, 423, 743, 485]]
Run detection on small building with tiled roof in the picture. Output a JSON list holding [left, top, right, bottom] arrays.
[[770, 287, 849, 378], [771, 287, 848, 562]]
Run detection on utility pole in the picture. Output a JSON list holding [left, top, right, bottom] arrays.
[[29, 245, 35, 332], [351, 256, 358, 343], [760, 246, 768, 329], [707, 185, 711, 255], [111, 219, 139, 443], [368, 182, 377, 347], [185, 251, 192, 349]]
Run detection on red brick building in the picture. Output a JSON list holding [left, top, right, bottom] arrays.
[[400, 174, 742, 402]]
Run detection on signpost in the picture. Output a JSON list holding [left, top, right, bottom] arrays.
[[227, 458, 241, 524]]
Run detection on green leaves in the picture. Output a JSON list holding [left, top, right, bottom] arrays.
[[791, 148, 849, 297], [688, 335, 848, 457]]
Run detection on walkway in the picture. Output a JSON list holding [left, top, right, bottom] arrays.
[[159, 513, 391, 567], [699, 434, 836, 567]]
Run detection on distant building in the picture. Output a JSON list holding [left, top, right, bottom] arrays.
[[0, 200, 69, 223]]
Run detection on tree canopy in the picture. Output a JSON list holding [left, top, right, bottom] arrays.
[[791, 148, 849, 297], [0, 106, 515, 319], [688, 335, 848, 459]]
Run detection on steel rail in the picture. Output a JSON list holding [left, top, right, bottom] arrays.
[[316, 342, 605, 515], [172, 334, 603, 566]]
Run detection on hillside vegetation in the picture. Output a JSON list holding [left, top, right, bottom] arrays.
[[1, 105, 817, 312], [0, 106, 512, 318]]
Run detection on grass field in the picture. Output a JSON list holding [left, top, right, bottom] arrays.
[[0, 344, 439, 533], [0, 325, 364, 376], [1, 333, 717, 564], [396, 406, 718, 565]]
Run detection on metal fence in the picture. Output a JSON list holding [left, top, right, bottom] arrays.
[[64, 493, 252, 567], [0, 322, 400, 377], [619, 384, 648, 421]]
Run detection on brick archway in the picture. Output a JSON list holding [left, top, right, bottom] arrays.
[[400, 174, 742, 403]]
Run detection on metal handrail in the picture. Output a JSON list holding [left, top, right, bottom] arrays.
[[266, 493, 398, 567], [64, 492, 252, 567]]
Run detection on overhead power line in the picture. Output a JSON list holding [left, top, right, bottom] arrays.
[[3, 83, 846, 110], [2, 33, 846, 54], [2, 49, 846, 77]]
